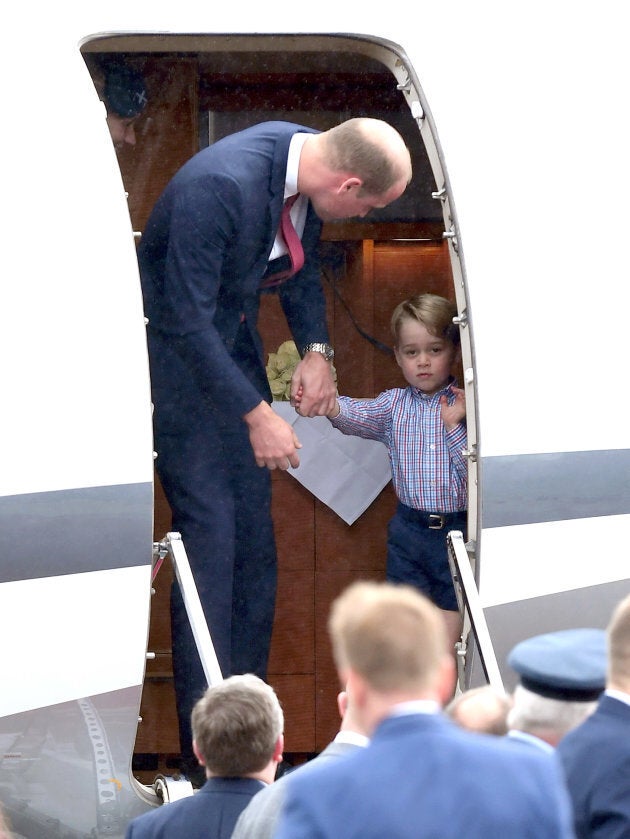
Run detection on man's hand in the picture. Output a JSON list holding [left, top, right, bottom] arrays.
[[440, 386, 466, 431], [289, 352, 337, 417], [243, 401, 302, 469]]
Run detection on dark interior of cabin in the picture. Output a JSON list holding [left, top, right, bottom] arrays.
[[81, 33, 456, 781]]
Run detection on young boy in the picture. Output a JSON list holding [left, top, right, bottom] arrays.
[[327, 293, 467, 651]]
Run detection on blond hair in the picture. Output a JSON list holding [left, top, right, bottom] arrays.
[[328, 581, 448, 693], [391, 293, 459, 348], [191, 674, 283, 776]]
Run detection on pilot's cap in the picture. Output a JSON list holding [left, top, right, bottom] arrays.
[[103, 62, 148, 118], [508, 628, 607, 701]]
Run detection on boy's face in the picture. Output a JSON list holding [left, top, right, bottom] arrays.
[[394, 317, 459, 395]]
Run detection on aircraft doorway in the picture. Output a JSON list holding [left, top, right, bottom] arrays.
[[81, 31, 475, 776]]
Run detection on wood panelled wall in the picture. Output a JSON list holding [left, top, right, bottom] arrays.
[[105, 54, 454, 761]]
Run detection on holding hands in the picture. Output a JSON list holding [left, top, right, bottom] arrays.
[[290, 352, 337, 417]]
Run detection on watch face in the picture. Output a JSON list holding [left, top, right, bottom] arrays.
[[304, 343, 333, 360]]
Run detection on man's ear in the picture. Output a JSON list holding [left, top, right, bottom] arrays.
[[273, 733, 284, 764], [436, 655, 457, 706], [337, 176, 362, 194], [336, 689, 349, 720], [192, 739, 206, 767]]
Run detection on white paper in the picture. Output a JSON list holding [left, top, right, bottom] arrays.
[[272, 401, 392, 525]]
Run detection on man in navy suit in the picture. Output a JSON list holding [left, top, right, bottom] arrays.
[[274, 581, 575, 839], [138, 118, 411, 775], [125, 674, 284, 839], [557, 592, 630, 838]]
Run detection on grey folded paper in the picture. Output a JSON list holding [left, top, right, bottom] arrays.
[[272, 402, 392, 524]]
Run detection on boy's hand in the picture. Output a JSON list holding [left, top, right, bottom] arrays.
[[440, 386, 466, 431], [290, 353, 337, 417]]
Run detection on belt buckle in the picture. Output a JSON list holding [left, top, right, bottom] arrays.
[[428, 514, 445, 530]]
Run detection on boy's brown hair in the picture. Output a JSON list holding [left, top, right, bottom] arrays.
[[391, 293, 459, 348]]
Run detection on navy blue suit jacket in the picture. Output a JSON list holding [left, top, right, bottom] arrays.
[[138, 121, 329, 421], [274, 712, 575, 839], [125, 776, 265, 839], [558, 694, 630, 838]]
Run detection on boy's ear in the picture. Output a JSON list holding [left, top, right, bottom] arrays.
[[393, 346, 402, 368]]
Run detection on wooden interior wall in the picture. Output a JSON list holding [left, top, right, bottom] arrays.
[[106, 54, 455, 762], [257, 235, 454, 750]]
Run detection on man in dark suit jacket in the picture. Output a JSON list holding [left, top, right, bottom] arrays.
[[557, 592, 630, 838], [274, 581, 575, 839], [125, 674, 284, 839], [137, 118, 411, 773]]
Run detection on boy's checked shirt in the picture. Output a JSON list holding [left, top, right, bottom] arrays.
[[331, 382, 467, 513]]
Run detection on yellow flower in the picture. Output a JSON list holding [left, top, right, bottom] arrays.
[[266, 339, 337, 401], [266, 340, 300, 401]]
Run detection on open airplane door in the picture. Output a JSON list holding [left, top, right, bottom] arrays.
[[404, 5, 630, 690], [0, 42, 158, 835]]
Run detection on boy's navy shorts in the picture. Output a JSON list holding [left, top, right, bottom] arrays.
[[386, 502, 467, 611]]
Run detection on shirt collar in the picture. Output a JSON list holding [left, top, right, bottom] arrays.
[[605, 688, 630, 706], [285, 133, 310, 199], [412, 377, 457, 401], [334, 730, 370, 748], [507, 730, 555, 754]]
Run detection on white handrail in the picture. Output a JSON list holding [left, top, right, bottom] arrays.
[[447, 530, 504, 692], [154, 532, 223, 688]]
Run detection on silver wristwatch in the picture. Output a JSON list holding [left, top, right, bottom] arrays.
[[302, 342, 334, 362]]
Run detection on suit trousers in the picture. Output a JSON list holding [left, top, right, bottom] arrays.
[[148, 328, 277, 761]]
